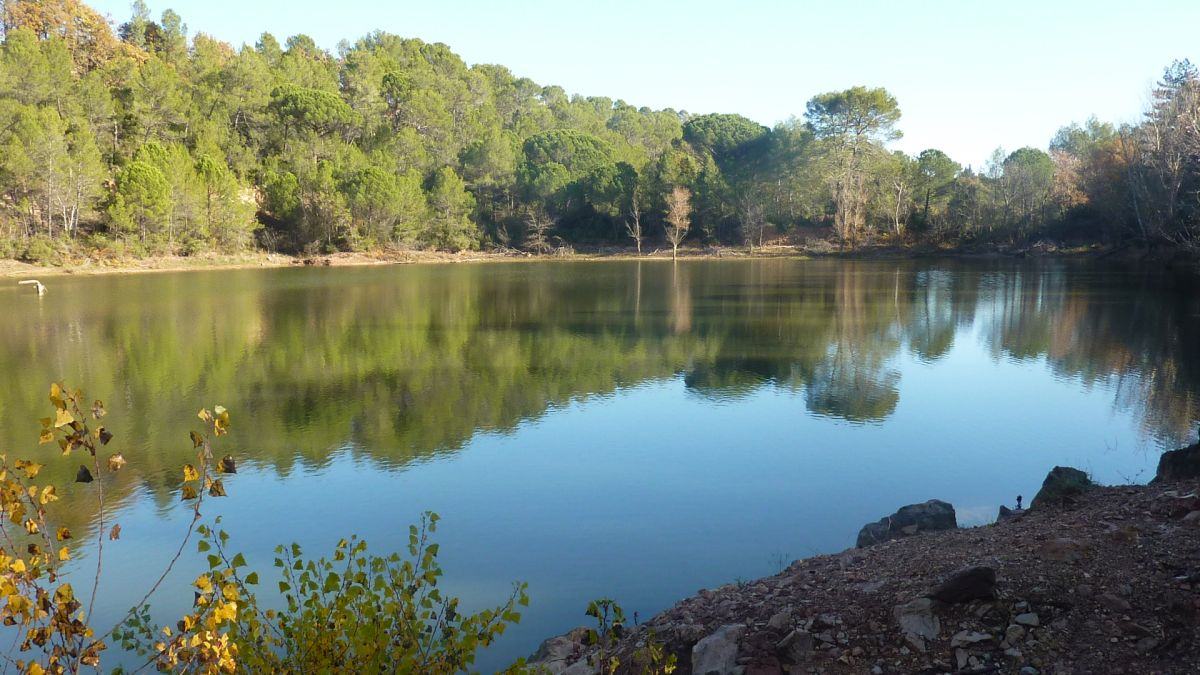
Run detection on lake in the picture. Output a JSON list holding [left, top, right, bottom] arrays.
[[3, 258, 1199, 670]]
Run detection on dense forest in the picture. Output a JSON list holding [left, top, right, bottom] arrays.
[[0, 0, 1198, 262]]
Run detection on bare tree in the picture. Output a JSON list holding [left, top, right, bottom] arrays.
[[737, 192, 766, 252], [625, 184, 643, 254], [664, 186, 692, 260], [888, 172, 910, 237], [523, 207, 553, 253]]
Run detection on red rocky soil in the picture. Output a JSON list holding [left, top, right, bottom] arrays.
[[532, 478, 1200, 674]]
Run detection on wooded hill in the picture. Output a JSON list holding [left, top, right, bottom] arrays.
[[1, 0, 1198, 261]]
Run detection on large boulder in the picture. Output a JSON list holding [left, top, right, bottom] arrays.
[[856, 500, 957, 548], [1030, 466, 1093, 509], [928, 566, 997, 603], [1152, 440, 1200, 484], [691, 624, 746, 675]]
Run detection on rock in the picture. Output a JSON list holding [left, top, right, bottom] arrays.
[[894, 597, 940, 651], [1121, 621, 1154, 638], [1003, 624, 1026, 646], [1015, 613, 1040, 626], [1019, 667, 1039, 675], [950, 630, 992, 648], [856, 580, 886, 594], [1099, 593, 1132, 612], [561, 661, 599, 675], [1030, 466, 1094, 509], [928, 566, 997, 603], [955, 648, 969, 670], [1151, 441, 1200, 484], [857, 500, 957, 547], [1039, 537, 1088, 562], [526, 626, 591, 674], [767, 609, 792, 631], [692, 624, 746, 675], [774, 629, 813, 665], [997, 504, 1026, 522], [1184, 510, 1200, 524], [1136, 636, 1160, 654]]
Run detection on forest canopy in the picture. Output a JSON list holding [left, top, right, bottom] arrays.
[[0, 0, 1198, 262]]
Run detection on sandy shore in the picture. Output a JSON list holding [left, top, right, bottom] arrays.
[[0, 241, 1134, 280]]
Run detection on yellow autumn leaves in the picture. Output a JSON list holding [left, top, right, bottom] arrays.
[[0, 384, 240, 674]]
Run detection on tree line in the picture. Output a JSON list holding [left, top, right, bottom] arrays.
[[0, 0, 1198, 262]]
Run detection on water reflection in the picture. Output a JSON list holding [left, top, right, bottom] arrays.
[[3, 258, 1200, 670], [2, 260, 1199, 523]]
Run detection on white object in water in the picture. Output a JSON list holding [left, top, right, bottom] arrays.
[[18, 280, 46, 295]]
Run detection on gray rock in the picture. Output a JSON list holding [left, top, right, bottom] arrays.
[[857, 500, 957, 547], [526, 626, 591, 674], [561, 661, 599, 675], [1099, 593, 1132, 612], [929, 566, 997, 603], [1030, 466, 1094, 509], [1151, 440, 1200, 484], [692, 624, 746, 675], [1015, 613, 1040, 627], [775, 629, 813, 664], [767, 609, 792, 631], [894, 597, 940, 651], [1136, 636, 1160, 654], [1004, 624, 1026, 646], [950, 630, 992, 648], [1121, 621, 1154, 638], [997, 504, 1026, 522]]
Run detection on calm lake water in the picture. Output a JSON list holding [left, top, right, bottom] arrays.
[[3, 258, 1199, 670]]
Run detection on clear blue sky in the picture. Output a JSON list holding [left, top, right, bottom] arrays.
[[89, 0, 1198, 168]]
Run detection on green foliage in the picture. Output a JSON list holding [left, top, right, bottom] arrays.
[[805, 86, 902, 143], [270, 84, 357, 138], [580, 598, 676, 675], [0, 0, 1196, 257], [108, 160, 171, 242], [122, 513, 529, 673], [682, 113, 768, 160], [2, 385, 527, 673], [427, 167, 477, 251]]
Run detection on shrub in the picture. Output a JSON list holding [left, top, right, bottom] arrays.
[[1, 384, 528, 673], [19, 234, 63, 265]]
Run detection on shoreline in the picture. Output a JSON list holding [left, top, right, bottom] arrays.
[[529, 440, 1200, 674], [1, 242, 1188, 280]]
